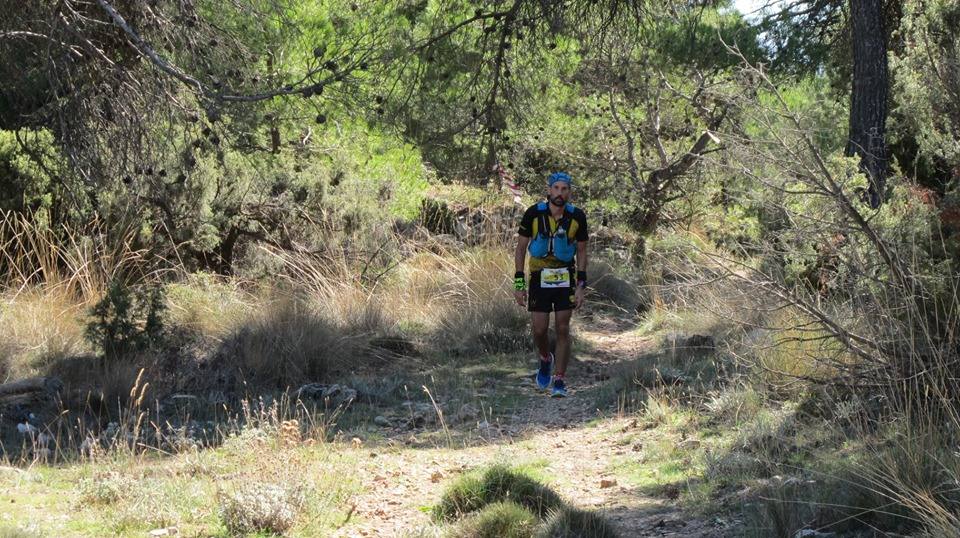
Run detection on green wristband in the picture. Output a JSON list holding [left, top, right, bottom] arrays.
[[514, 275, 526, 291]]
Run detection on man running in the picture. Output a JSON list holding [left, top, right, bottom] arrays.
[[513, 171, 589, 398]]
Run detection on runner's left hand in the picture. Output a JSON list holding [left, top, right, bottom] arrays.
[[574, 287, 585, 310]]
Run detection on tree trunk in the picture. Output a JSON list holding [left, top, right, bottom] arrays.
[[847, 0, 889, 208]]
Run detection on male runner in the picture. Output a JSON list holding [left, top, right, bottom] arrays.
[[513, 171, 589, 397]]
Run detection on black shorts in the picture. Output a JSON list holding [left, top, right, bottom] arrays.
[[528, 268, 576, 313]]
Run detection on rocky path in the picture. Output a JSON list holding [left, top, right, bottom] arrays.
[[333, 327, 736, 537]]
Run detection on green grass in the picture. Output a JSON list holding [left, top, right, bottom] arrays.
[[0, 439, 361, 537], [613, 434, 702, 496], [449, 501, 538, 538], [0, 527, 40, 538], [434, 464, 620, 537], [535, 506, 619, 538], [434, 464, 564, 521]]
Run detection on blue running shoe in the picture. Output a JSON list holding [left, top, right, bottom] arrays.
[[536, 353, 554, 390], [551, 376, 568, 398]]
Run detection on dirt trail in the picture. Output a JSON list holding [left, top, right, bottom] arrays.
[[333, 326, 734, 538]]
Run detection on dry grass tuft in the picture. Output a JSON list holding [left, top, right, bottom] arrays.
[[450, 501, 538, 538], [232, 296, 368, 390], [0, 286, 90, 380], [434, 464, 564, 521], [164, 274, 257, 338], [394, 247, 526, 353], [78, 470, 138, 506], [535, 505, 619, 538]]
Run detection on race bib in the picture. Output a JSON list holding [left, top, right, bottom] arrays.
[[541, 267, 570, 288]]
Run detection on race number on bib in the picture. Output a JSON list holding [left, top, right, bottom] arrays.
[[540, 267, 571, 288]]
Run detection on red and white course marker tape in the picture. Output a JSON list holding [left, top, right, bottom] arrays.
[[494, 163, 523, 206]]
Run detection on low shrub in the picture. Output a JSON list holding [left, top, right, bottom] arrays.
[[535, 506, 619, 538], [85, 281, 166, 359], [450, 501, 538, 538], [217, 482, 306, 536], [434, 464, 564, 521], [78, 471, 138, 505], [588, 260, 642, 312]]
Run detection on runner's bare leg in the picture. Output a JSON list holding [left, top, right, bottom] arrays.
[[554, 309, 573, 375], [532, 312, 551, 358]]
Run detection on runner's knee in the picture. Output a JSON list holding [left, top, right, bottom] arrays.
[[533, 324, 549, 339]]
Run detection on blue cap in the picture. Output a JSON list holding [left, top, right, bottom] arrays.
[[548, 172, 572, 187]]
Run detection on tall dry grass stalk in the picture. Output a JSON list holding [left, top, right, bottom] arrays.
[[259, 233, 522, 347], [394, 242, 521, 337], [0, 210, 179, 380], [0, 210, 166, 300]]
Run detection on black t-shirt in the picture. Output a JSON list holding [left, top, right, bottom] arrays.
[[517, 203, 588, 270]]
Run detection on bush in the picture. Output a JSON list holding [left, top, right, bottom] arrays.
[[745, 473, 909, 538], [78, 471, 137, 505], [450, 501, 538, 538], [85, 281, 166, 359], [434, 464, 564, 521], [535, 506, 619, 538], [217, 482, 305, 536], [45, 354, 147, 416]]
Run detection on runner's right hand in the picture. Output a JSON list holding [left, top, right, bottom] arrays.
[[514, 290, 526, 307]]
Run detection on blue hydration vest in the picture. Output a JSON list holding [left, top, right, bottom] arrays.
[[528, 201, 577, 263]]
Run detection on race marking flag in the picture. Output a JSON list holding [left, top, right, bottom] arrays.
[[494, 163, 523, 205]]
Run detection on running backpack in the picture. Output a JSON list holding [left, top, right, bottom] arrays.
[[528, 201, 577, 263]]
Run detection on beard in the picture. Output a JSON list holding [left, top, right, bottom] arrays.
[[550, 195, 566, 206]]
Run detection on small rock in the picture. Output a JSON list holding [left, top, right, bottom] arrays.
[[297, 383, 329, 400], [430, 471, 443, 483], [599, 478, 617, 489], [403, 414, 428, 430], [374, 416, 392, 427]]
